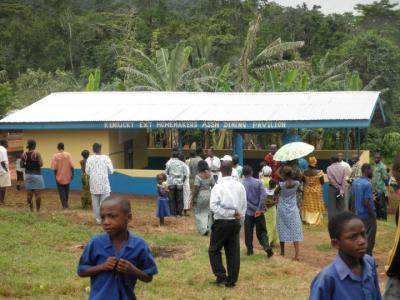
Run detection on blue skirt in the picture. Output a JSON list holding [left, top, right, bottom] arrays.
[[25, 174, 44, 190], [156, 197, 171, 218]]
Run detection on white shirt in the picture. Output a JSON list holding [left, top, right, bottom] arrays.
[[85, 154, 114, 194], [0, 145, 9, 174], [205, 156, 221, 176], [16, 158, 24, 172], [217, 168, 239, 183], [210, 176, 247, 220]]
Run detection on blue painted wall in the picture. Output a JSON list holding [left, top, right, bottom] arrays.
[[42, 167, 330, 202], [42, 168, 158, 196]]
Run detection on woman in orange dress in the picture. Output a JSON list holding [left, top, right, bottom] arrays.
[[301, 156, 325, 225]]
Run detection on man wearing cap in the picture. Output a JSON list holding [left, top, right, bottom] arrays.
[[205, 148, 220, 183], [218, 155, 239, 182], [0, 139, 11, 205]]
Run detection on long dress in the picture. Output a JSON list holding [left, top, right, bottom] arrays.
[[194, 174, 215, 234], [277, 181, 303, 242], [301, 171, 325, 225], [261, 176, 279, 245], [183, 164, 191, 210]]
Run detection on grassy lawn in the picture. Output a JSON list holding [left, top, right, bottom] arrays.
[[0, 188, 398, 299]]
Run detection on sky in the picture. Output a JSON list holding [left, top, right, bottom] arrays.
[[272, 0, 400, 14]]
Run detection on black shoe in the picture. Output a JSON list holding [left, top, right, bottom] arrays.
[[266, 248, 274, 258], [211, 277, 227, 285], [225, 282, 236, 288], [247, 249, 253, 256]]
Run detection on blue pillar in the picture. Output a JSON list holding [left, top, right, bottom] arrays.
[[233, 131, 244, 166], [345, 128, 349, 162]]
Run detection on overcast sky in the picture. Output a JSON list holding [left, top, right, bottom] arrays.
[[272, 0, 400, 14]]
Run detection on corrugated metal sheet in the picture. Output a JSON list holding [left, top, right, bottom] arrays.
[[0, 91, 380, 123]]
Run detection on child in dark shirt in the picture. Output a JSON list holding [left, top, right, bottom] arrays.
[[78, 196, 158, 300]]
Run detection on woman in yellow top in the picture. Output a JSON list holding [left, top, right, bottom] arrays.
[[301, 156, 325, 225]]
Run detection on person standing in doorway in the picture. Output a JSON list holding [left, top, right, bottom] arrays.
[[209, 160, 247, 288], [165, 150, 188, 217], [0, 139, 11, 205], [21, 139, 44, 212], [242, 165, 274, 257], [205, 147, 220, 183], [51, 142, 74, 209], [372, 151, 389, 221], [327, 155, 346, 220], [352, 163, 377, 256], [86, 142, 114, 224]]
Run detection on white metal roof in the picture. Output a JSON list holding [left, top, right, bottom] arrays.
[[0, 91, 381, 123]]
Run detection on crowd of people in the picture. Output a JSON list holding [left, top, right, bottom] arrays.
[[0, 139, 114, 226], [1, 137, 400, 299]]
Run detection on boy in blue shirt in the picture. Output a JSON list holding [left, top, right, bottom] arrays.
[[310, 212, 381, 300], [78, 196, 158, 300], [352, 163, 377, 256]]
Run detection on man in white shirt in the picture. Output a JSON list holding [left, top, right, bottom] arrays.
[[205, 148, 221, 183], [208, 160, 247, 288], [0, 139, 11, 205], [85, 142, 114, 224], [338, 152, 352, 211]]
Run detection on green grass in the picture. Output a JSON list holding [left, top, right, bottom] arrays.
[[0, 192, 397, 299]]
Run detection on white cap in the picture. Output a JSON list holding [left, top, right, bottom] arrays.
[[262, 165, 272, 176], [220, 155, 232, 161]]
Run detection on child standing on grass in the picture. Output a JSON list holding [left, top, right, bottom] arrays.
[[275, 166, 303, 261], [78, 196, 158, 300], [310, 212, 381, 300], [156, 173, 170, 226]]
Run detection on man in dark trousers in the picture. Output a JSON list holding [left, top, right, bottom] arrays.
[[209, 160, 247, 288], [352, 163, 377, 256], [242, 165, 274, 258], [51, 142, 74, 209]]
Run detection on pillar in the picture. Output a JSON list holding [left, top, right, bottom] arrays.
[[233, 131, 244, 166]]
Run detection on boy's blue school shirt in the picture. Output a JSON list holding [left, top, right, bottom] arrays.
[[310, 254, 381, 300], [352, 176, 375, 219], [78, 232, 158, 300]]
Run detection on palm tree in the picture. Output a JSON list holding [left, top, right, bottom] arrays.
[[236, 14, 306, 91]]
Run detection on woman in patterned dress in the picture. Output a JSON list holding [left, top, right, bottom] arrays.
[[301, 156, 325, 225], [191, 160, 215, 235], [275, 166, 303, 261]]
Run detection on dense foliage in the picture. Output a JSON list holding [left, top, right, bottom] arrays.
[[0, 0, 399, 154]]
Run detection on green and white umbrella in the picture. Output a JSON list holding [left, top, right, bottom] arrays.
[[273, 142, 314, 162]]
